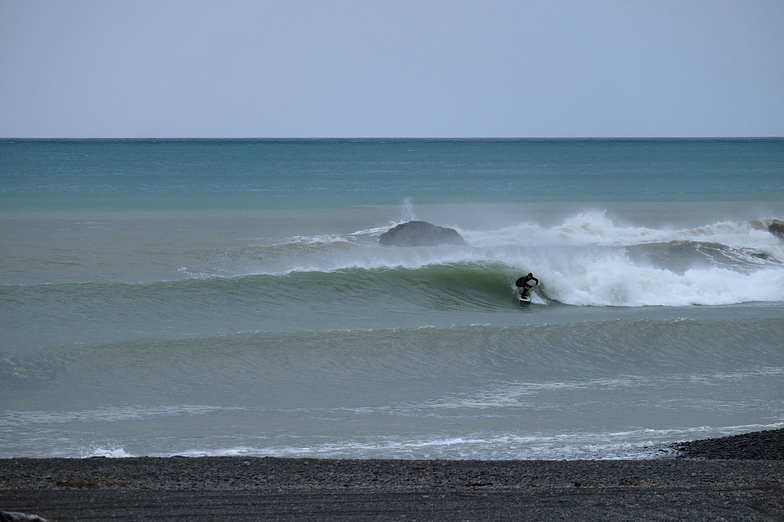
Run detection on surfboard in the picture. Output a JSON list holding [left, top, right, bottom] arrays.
[[516, 282, 538, 303]]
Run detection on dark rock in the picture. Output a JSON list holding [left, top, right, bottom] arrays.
[[672, 428, 784, 460], [378, 221, 464, 247], [768, 219, 784, 239]]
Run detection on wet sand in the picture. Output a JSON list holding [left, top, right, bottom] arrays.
[[1, 429, 783, 521]]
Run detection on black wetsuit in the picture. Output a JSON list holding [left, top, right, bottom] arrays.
[[516, 276, 539, 296]]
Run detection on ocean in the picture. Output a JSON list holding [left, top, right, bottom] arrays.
[[1, 138, 783, 460]]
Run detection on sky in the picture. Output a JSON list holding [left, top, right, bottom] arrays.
[[1, 0, 783, 138]]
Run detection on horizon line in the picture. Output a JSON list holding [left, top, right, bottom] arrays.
[[2, 136, 783, 142]]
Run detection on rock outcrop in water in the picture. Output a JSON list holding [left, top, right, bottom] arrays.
[[768, 219, 784, 239], [378, 221, 464, 247]]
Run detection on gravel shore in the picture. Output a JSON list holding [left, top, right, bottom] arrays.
[[2, 429, 783, 521]]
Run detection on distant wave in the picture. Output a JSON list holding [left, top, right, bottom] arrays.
[[460, 211, 784, 249]]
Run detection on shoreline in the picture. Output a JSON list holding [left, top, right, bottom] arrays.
[[2, 429, 783, 521]]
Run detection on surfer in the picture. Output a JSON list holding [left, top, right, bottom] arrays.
[[515, 273, 539, 300]]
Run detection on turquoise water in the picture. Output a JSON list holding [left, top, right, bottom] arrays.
[[3, 139, 783, 209], [1, 139, 783, 459]]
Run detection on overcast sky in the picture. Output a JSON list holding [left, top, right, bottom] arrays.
[[1, 0, 782, 138]]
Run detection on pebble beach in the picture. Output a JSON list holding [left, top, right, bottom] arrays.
[[1, 429, 782, 521]]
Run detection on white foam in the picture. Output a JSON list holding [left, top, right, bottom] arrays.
[[544, 257, 784, 307], [86, 447, 134, 458]]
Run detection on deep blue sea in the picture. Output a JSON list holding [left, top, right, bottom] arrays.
[[1, 139, 783, 459]]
